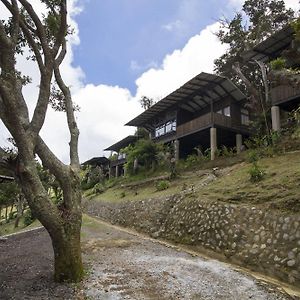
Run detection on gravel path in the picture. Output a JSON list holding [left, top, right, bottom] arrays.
[[0, 217, 298, 300], [80, 216, 298, 300]]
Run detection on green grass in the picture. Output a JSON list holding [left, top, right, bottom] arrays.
[[86, 150, 300, 213], [0, 217, 41, 236]]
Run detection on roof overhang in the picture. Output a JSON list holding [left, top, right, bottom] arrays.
[[104, 135, 138, 152], [242, 25, 294, 63], [82, 157, 110, 166], [126, 72, 246, 127]]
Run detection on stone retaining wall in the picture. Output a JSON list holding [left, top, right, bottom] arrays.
[[84, 194, 300, 286]]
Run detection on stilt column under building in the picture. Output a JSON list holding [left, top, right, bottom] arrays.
[[174, 139, 180, 161], [236, 134, 242, 154], [210, 127, 217, 161], [271, 106, 281, 131], [115, 165, 119, 178]]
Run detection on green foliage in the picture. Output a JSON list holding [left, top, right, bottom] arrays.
[[124, 139, 164, 175], [155, 180, 170, 191], [247, 149, 259, 163], [92, 183, 106, 195], [247, 150, 266, 182], [120, 191, 126, 198], [220, 145, 235, 157], [23, 209, 36, 227], [270, 57, 286, 70], [81, 166, 105, 191], [248, 163, 266, 182]]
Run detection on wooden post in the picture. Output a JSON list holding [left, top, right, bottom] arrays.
[[210, 127, 217, 161], [236, 134, 242, 154], [271, 106, 281, 131]]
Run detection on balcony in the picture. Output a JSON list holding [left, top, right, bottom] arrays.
[[176, 112, 250, 138], [271, 84, 300, 106]]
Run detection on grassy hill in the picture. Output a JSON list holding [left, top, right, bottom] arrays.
[[87, 150, 300, 213]]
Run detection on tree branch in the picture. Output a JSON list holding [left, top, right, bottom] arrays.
[[54, 64, 80, 167], [53, 0, 67, 57], [17, 0, 51, 58]]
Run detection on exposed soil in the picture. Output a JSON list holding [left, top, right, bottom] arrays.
[[0, 218, 298, 300], [0, 228, 75, 300]]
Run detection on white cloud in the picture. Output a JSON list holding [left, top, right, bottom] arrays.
[[135, 22, 228, 101]]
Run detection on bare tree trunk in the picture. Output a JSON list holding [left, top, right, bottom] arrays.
[[14, 194, 24, 228], [5, 206, 8, 223]]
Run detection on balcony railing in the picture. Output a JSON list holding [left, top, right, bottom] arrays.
[[176, 112, 249, 138], [271, 84, 300, 106]]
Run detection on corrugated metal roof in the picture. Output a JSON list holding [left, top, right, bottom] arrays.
[[104, 135, 138, 152], [81, 157, 110, 166], [242, 25, 294, 62], [126, 72, 246, 127]]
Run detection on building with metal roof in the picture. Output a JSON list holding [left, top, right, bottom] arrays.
[[243, 24, 300, 132], [126, 72, 252, 160]]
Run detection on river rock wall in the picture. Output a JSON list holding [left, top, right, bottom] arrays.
[[84, 194, 300, 286]]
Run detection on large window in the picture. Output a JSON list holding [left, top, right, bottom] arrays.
[[155, 119, 176, 137], [217, 106, 231, 117], [241, 108, 250, 125]]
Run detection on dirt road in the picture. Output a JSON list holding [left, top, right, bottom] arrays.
[[79, 216, 298, 300], [0, 216, 298, 300]]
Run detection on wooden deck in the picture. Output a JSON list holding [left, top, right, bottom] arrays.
[[271, 85, 300, 106], [176, 112, 249, 138]]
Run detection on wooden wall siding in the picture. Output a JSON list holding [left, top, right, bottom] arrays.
[[110, 158, 126, 167], [177, 113, 212, 138], [176, 112, 249, 138], [271, 85, 300, 105]]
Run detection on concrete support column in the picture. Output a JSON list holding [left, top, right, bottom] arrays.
[[174, 139, 180, 161], [210, 127, 217, 161], [108, 167, 112, 179], [133, 158, 138, 174], [236, 134, 242, 154], [271, 106, 281, 131], [115, 165, 119, 178]]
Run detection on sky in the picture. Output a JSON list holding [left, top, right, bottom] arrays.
[[0, 0, 299, 163]]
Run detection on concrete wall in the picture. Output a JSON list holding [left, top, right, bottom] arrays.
[[84, 194, 300, 286]]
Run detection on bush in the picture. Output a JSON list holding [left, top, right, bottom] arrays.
[[248, 163, 266, 182], [23, 209, 36, 227], [247, 149, 259, 163], [270, 57, 286, 70], [8, 211, 17, 220], [92, 183, 106, 194], [156, 180, 170, 191]]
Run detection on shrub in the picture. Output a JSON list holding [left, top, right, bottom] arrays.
[[92, 183, 106, 194], [120, 191, 126, 198], [23, 209, 36, 227], [248, 163, 266, 182], [270, 57, 286, 70], [247, 149, 259, 163], [156, 180, 170, 191]]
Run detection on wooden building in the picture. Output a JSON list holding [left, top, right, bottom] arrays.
[[104, 135, 138, 177], [126, 72, 251, 160], [81, 157, 110, 179], [243, 25, 300, 131]]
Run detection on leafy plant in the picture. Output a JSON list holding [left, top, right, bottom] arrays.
[[270, 57, 286, 70], [155, 180, 170, 191], [92, 183, 106, 194], [23, 209, 36, 227], [248, 163, 266, 182]]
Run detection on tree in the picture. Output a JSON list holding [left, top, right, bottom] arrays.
[[140, 96, 155, 110], [214, 0, 295, 133], [0, 1, 83, 282]]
